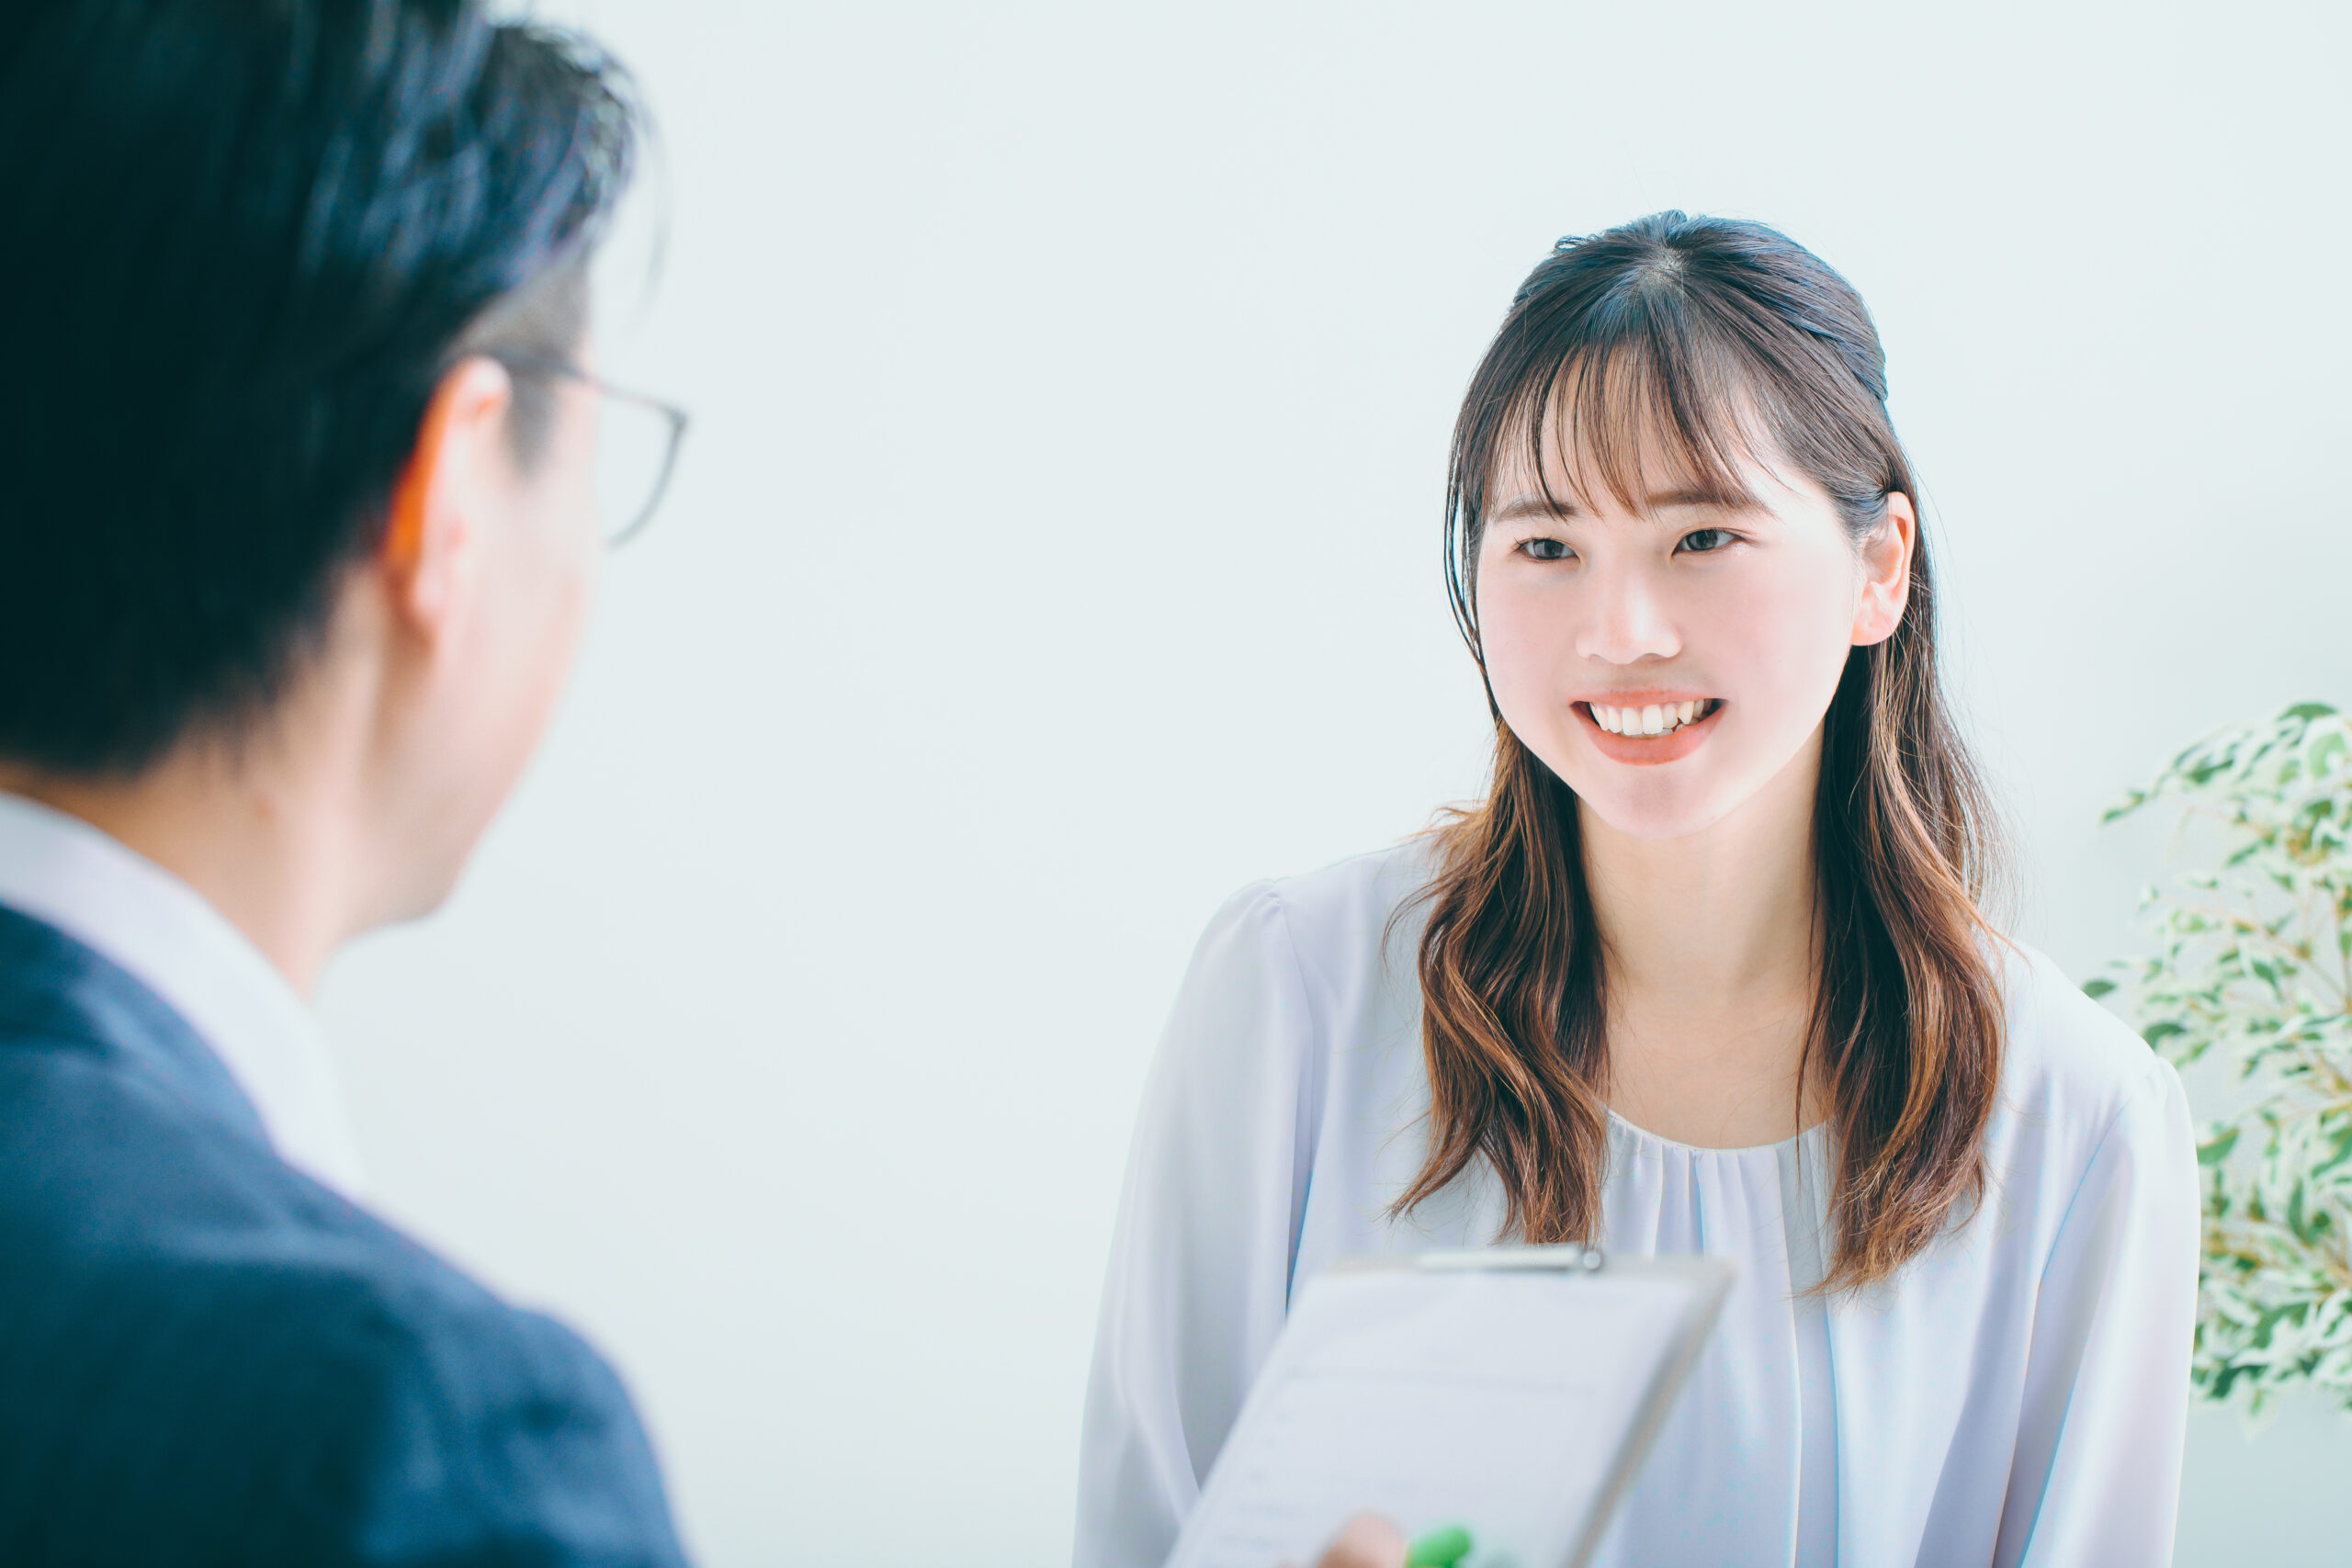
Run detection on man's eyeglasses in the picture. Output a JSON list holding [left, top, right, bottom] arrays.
[[492, 353, 689, 547]]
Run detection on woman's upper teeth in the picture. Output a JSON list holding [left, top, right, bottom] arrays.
[[1593, 699, 1710, 736]]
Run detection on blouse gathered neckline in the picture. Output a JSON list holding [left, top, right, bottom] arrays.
[[1602, 1103, 1831, 1159]]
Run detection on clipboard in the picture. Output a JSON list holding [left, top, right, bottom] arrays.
[[1165, 1247, 1736, 1568]]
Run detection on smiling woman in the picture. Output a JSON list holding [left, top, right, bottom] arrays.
[[1075, 213, 2202, 1568], [1421, 217, 1979, 1269]]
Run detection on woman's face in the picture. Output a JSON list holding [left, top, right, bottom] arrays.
[[1474, 425, 1913, 842]]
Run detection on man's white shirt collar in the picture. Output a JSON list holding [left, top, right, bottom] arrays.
[[0, 792, 367, 1197]]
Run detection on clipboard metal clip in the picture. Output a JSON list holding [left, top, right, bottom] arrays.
[[1412, 1243, 1608, 1275]]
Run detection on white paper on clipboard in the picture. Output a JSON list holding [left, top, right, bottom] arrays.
[[1165, 1248, 1735, 1568]]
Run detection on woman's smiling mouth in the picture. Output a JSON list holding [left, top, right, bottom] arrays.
[[1574, 694, 1725, 764], [1588, 696, 1722, 737]]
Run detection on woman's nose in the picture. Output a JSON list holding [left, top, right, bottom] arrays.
[[1573, 564, 1681, 665]]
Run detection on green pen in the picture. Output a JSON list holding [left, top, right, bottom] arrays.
[[1405, 1525, 1474, 1568]]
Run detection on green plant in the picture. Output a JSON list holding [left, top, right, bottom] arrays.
[[2095, 701, 2352, 1416]]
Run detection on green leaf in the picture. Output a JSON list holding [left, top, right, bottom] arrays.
[[2101, 789, 2149, 824], [2287, 1183, 2313, 1244], [2199, 1128, 2241, 1167], [2283, 702, 2338, 722], [2082, 977, 2118, 999]]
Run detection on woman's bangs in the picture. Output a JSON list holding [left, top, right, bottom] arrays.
[[1510, 336, 1772, 521]]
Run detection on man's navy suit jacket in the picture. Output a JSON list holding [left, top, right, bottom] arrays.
[[0, 904, 688, 1565]]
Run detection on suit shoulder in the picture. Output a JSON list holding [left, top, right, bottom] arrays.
[[0, 1028, 623, 1449], [0, 1052, 613, 1421], [0, 1084, 677, 1562]]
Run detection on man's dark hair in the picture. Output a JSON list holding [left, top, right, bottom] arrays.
[[0, 0, 639, 774]]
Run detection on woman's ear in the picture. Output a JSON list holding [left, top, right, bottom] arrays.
[[1850, 491, 1916, 648], [379, 356, 516, 637]]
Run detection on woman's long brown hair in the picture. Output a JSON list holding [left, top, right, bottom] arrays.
[[1398, 212, 2009, 1292]]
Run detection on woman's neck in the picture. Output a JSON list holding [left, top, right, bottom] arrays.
[[1579, 728, 1827, 1147]]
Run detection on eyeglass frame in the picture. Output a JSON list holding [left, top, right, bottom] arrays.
[[483, 350, 690, 548]]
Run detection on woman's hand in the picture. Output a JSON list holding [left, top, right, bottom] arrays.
[[1306, 1513, 1407, 1568]]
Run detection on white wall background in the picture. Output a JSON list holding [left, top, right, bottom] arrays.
[[315, 2, 2352, 1562]]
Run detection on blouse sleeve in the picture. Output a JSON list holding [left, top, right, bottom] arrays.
[[1995, 1056, 2200, 1567], [1072, 883, 1323, 1568]]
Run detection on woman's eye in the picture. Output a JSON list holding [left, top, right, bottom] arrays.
[[1677, 527, 1735, 555], [1518, 537, 1573, 562]]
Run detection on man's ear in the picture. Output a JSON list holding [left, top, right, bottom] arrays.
[[380, 356, 515, 635], [1850, 490, 1917, 648]]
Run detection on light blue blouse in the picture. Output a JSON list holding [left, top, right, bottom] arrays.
[[1075, 840, 2199, 1568]]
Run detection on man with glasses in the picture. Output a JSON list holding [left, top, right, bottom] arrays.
[[0, 2, 1404, 1563], [0, 3, 695, 1561]]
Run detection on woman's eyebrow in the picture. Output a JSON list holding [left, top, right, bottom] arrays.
[[1646, 485, 1758, 512], [1489, 492, 1582, 523]]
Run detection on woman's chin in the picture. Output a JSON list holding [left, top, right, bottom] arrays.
[[1558, 767, 1752, 844], [1577, 796, 1736, 843]]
